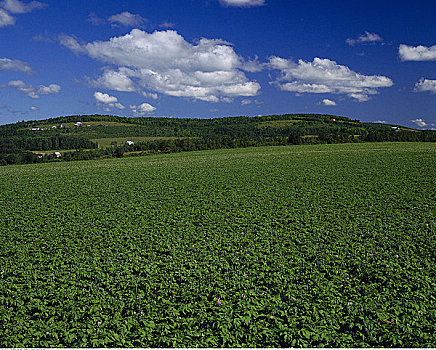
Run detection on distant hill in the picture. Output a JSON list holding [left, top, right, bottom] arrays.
[[1, 114, 435, 165]]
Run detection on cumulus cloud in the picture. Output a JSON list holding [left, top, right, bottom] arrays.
[[61, 29, 260, 102], [399, 44, 436, 61], [7, 80, 60, 98], [59, 34, 86, 54], [0, 57, 32, 72], [94, 91, 117, 103], [241, 98, 262, 105], [108, 11, 146, 27], [219, 0, 265, 7], [0, 0, 45, 13], [90, 68, 136, 92], [130, 102, 156, 115], [346, 31, 383, 46], [411, 118, 428, 128], [38, 84, 61, 94], [30, 106, 38, 110], [0, 0, 45, 27], [268, 56, 393, 102], [93, 91, 125, 110], [159, 21, 175, 28], [88, 12, 105, 26], [414, 78, 436, 93], [322, 98, 336, 106], [0, 8, 14, 26]]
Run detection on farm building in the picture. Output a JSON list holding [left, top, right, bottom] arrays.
[[126, 141, 134, 146], [54, 152, 61, 158]]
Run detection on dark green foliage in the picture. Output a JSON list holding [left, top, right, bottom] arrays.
[[0, 113, 435, 166], [0, 142, 435, 347]]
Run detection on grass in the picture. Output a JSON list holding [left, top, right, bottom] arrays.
[[0, 142, 435, 347]]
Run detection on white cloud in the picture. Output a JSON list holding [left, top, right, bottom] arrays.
[[322, 98, 336, 106], [30, 106, 38, 110], [346, 31, 383, 46], [108, 11, 146, 27], [7, 80, 61, 98], [88, 12, 105, 26], [0, 0, 45, 14], [414, 78, 436, 93], [411, 118, 428, 128], [38, 84, 61, 94], [0, 8, 14, 26], [0, 0, 45, 27], [141, 91, 158, 100], [61, 29, 260, 102], [242, 56, 264, 72], [59, 34, 86, 54], [94, 91, 117, 103], [130, 102, 156, 115], [93, 91, 125, 110], [374, 120, 387, 124], [268, 56, 393, 102], [0, 57, 32, 72], [90, 68, 136, 92], [159, 21, 175, 28], [241, 99, 251, 105], [399, 44, 436, 61], [219, 0, 265, 7]]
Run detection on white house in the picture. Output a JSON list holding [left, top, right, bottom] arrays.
[[54, 152, 61, 158], [126, 141, 134, 146], [74, 122, 83, 127]]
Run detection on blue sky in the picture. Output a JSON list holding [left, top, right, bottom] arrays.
[[0, 0, 435, 129]]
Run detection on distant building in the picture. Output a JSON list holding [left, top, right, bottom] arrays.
[[54, 152, 61, 158], [126, 141, 135, 146], [74, 122, 83, 127], [52, 126, 57, 129], [330, 118, 336, 121], [59, 124, 65, 128], [31, 127, 40, 131]]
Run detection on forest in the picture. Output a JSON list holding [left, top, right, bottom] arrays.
[[1, 113, 435, 165]]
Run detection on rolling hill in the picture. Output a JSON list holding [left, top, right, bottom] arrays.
[[0, 113, 435, 165]]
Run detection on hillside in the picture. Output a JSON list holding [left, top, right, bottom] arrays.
[[1, 113, 435, 165]]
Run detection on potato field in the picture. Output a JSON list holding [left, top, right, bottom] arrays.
[[0, 142, 435, 347]]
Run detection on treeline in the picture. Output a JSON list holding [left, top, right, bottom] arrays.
[[37, 129, 436, 164], [1, 113, 436, 166], [0, 135, 97, 151], [0, 146, 41, 166]]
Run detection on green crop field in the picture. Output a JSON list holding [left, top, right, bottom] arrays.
[[0, 142, 435, 347]]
